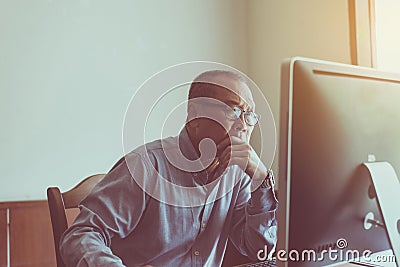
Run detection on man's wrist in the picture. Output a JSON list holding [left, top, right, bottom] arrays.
[[260, 169, 275, 189]]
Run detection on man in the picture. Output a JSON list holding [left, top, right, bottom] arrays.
[[60, 70, 277, 267]]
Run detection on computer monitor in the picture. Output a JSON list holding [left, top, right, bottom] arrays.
[[277, 57, 400, 267]]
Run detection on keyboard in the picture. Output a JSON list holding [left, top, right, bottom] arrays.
[[236, 258, 277, 267]]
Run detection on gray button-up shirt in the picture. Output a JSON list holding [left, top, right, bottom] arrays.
[[60, 128, 277, 267]]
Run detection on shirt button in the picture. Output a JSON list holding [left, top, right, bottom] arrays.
[[201, 223, 206, 229], [194, 250, 200, 256]]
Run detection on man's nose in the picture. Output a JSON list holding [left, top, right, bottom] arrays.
[[235, 113, 248, 130]]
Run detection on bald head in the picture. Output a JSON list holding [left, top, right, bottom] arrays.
[[188, 70, 254, 107]]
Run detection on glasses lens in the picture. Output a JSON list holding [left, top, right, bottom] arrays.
[[225, 107, 259, 126], [245, 112, 259, 126], [225, 107, 241, 120], [233, 107, 242, 118]]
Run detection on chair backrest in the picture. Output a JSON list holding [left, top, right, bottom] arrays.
[[47, 174, 105, 267]]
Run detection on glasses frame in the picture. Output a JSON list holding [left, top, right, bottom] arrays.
[[228, 106, 260, 126], [194, 100, 260, 126]]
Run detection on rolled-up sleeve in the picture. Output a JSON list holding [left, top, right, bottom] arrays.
[[228, 176, 278, 261]]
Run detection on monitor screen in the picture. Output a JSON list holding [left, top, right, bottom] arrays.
[[277, 57, 400, 267]]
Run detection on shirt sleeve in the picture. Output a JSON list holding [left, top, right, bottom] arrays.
[[228, 174, 278, 261], [60, 153, 148, 267]]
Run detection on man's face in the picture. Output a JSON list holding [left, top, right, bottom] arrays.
[[190, 79, 256, 146]]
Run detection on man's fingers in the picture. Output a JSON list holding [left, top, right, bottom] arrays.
[[219, 143, 250, 157], [227, 151, 249, 160], [220, 151, 249, 168], [218, 142, 250, 164], [215, 136, 256, 174], [216, 136, 266, 179], [217, 136, 246, 152]]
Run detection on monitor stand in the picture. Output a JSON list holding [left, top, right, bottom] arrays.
[[363, 162, 400, 266]]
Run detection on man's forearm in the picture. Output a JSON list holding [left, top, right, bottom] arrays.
[[60, 224, 126, 267], [60, 206, 126, 267], [229, 182, 278, 261]]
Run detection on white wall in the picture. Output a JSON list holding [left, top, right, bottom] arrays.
[[0, 0, 248, 201], [247, 0, 352, 174], [375, 0, 400, 72], [1, 0, 355, 201]]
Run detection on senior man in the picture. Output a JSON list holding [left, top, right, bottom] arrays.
[[60, 70, 277, 267]]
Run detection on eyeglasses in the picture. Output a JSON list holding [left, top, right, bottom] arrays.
[[226, 106, 260, 126], [197, 101, 260, 126]]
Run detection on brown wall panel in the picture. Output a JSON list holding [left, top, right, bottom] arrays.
[[0, 209, 7, 267], [9, 201, 56, 267]]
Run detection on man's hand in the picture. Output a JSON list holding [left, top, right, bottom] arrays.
[[215, 136, 268, 181]]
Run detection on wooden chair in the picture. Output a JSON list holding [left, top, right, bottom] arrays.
[[47, 174, 105, 267]]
